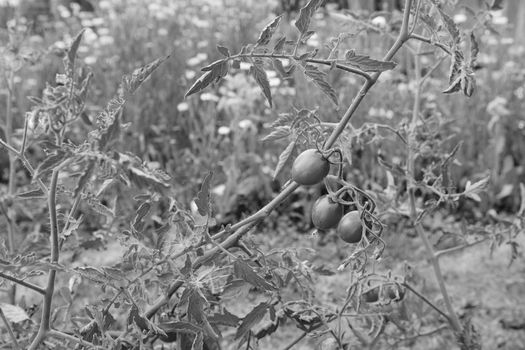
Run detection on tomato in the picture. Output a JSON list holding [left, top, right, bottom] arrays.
[[362, 286, 380, 303], [386, 285, 405, 301], [311, 195, 343, 230], [336, 211, 363, 243], [291, 149, 330, 186]]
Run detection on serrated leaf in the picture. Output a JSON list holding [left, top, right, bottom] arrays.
[[33, 151, 67, 180], [273, 36, 286, 53], [344, 50, 396, 72], [261, 126, 290, 142], [185, 71, 215, 98], [272, 59, 295, 78], [99, 114, 121, 150], [73, 162, 95, 198], [123, 56, 169, 95], [443, 75, 462, 94], [74, 266, 113, 285], [256, 15, 282, 47], [133, 202, 151, 230], [235, 302, 268, 339], [303, 64, 338, 105], [128, 304, 167, 337], [217, 45, 230, 57], [464, 176, 489, 201], [273, 140, 296, 179], [0, 303, 29, 323], [65, 29, 85, 73], [187, 288, 207, 324], [159, 321, 202, 335], [490, 0, 504, 10], [233, 260, 276, 291], [437, 7, 460, 44], [469, 32, 479, 69], [295, 0, 324, 34], [15, 188, 45, 199], [208, 309, 241, 327], [195, 171, 213, 216], [250, 60, 272, 107]]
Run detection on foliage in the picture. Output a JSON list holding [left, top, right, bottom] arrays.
[[0, 0, 524, 349]]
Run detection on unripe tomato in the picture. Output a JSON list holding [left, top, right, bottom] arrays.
[[291, 149, 330, 186], [362, 286, 380, 303], [386, 285, 405, 301], [336, 211, 363, 243], [311, 195, 343, 230]]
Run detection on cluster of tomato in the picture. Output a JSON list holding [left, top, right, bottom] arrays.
[[291, 148, 377, 243]]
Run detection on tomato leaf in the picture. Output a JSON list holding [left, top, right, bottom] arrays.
[[208, 309, 241, 327], [295, 0, 324, 35], [436, 7, 460, 44], [344, 50, 396, 72], [261, 126, 290, 142], [233, 260, 276, 291], [195, 171, 213, 216], [0, 303, 29, 323], [250, 60, 272, 107], [256, 15, 282, 47], [15, 188, 45, 199], [273, 36, 286, 53], [217, 45, 230, 57], [33, 151, 68, 181], [235, 302, 269, 339], [273, 139, 296, 179], [303, 64, 338, 106]]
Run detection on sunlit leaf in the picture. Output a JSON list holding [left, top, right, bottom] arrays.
[[250, 60, 272, 107], [256, 15, 282, 47]]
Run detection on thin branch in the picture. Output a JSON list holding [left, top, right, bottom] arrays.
[[402, 283, 450, 321], [281, 331, 307, 350], [0, 271, 46, 295], [28, 169, 61, 350], [48, 329, 102, 349], [409, 33, 452, 55], [435, 237, 489, 259], [390, 325, 449, 349], [0, 307, 21, 350]]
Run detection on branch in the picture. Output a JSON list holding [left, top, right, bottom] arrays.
[[233, 53, 372, 81], [402, 282, 450, 322], [48, 329, 102, 349], [409, 33, 452, 55], [435, 237, 489, 259], [28, 169, 61, 350], [0, 271, 46, 295]]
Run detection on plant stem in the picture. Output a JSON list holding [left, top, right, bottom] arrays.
[[4, 71, 16, 304], [0, 271, 46, 295], [28, 169, 60, 350], [406, 44, 462, 333]]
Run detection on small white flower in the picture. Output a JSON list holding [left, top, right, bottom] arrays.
[[453, 13, 467, 24], [218, 126, 231, 135], [177, 102, 189, 112], [371, 16, 387, 28], [200, 93, 219, 102]]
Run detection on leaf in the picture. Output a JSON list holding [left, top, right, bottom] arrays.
[[159, 321, 202, 335], [15, 188, 45, 199], [295, 0, 324, 35], [490, 0, 504, 10], [469, 32, 479, 69], [233, 260, 276, 291], [217, 45, 230, 57], [65, 29, 85, 74], [256, 15, 282, 47], [235, 302, 269, 339], [133, 202, 151, 230], [195, 171, 213, 216], [464, 176, 489, 202], [123, 56, 169, 95], [128, 304, 167, 337], [99, 113, 121, 150], [74, 266, 114, 285], [272, 59, 295, 79], [208, 309, 241, 327], [261, 126, 290, 142], [186, 60, 228, 98], [33, 151, 67, 181], [344, 50, 396, 72], [273, 140, 296, 179], [273, 36, 286, 53], [0, 303, 29, 323], [73, 162, 95, 198], [303, 64, 338, 105], [250, 60, 272, 107], [437, 7, 460, 44]]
